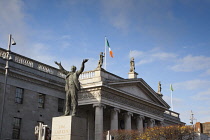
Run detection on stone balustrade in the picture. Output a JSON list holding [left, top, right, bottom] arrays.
[[164, 110, 180, 120], [0, 48, 97, 80], [37, 64, 54, 74], [0, 50, 7, 58], [79, 71, 95, 79], [15, 56, 34, 68]]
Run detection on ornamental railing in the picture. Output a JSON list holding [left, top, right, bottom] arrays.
[[164, 110, 180, 120], [15, 56, 34, 68], [79, 71, 95, 79]]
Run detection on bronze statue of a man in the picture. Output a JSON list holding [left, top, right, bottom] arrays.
[[55, 59, 88, 116]]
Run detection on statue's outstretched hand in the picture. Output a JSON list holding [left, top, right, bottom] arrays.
[[54, 61, 61, 66], [83, 59, 89, 63]]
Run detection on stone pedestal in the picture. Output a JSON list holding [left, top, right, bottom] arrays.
[[128, 72, 138, 79], [51, 116, 87, 140]]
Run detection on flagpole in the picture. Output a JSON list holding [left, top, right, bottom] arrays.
[[104, 36, 107, 70], [170, 84, 174, 111], [171, 90, 173, 111]]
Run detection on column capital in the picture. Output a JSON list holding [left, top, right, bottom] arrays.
[[149, 119, 155, 124], [160, 121, 164, 126], [137, 115, 145, 120], [111, 108, 120, 113], [93, 103, 106, 109], [123, 111, 133, 117]]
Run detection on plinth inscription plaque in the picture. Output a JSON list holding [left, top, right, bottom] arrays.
[[51, 116, 87, 140]]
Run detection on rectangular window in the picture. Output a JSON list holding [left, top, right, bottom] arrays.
[[12, 117, 21, 139], [58, 98, 64, 112], [15, 87, 24, 104], [38, 94, 45, 108]]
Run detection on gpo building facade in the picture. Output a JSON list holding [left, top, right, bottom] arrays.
[[0, 48, 184, 140]]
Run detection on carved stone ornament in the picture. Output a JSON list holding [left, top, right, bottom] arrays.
[[137, 115, 145, 120], [93, 103, 106, 109]]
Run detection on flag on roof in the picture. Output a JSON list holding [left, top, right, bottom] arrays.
[[170, 84, 174, 91], [106, 38, 114, 58]]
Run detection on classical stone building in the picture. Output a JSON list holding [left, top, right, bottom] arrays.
[[0, 47, 184, 140]]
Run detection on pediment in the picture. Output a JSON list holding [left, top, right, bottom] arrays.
[[113, 84, 154, 102], [108, 80, 169, 108]]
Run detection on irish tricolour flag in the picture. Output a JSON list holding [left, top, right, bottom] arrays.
[[106, 38, 114, 58]]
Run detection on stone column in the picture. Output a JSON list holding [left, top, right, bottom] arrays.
[[160, 121, 164, 126], [136, 115, 145, 132], [124, 112, 133, 130], [148, 119, 155, 128], [93, 104, 106, 140], [110, 108, 120, 130]]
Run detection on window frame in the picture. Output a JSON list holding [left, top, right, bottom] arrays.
[[58, 98, 64, 112], [15, 87, 24, 104], [38, 93, 45, 108], [12, 117, 21, 139]]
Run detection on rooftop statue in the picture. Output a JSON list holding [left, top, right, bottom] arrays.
[[55, 59, 88, 116], [158, 81, 162, 94], [97, 52, 104, 69], [130, 57, 135, 72]]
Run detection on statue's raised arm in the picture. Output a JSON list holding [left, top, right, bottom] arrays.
[[77, 59, 89, 75], [54, 61, 68, 75]]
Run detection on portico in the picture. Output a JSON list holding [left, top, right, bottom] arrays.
[[77, 68, 183, 140]]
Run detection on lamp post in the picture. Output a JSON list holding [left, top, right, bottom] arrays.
[[0, 34, 16, 139]]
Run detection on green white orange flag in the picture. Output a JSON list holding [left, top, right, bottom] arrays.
[[170, 84, 174, 91], [106, 38, 114, 58]]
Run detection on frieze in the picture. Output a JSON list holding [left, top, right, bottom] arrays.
[[78, 91, 101, 100], [102, 91, 163, 116], [78, 88, 102, 100]]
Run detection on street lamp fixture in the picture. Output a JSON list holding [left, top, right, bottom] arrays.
[[0, 34, 16, 139]]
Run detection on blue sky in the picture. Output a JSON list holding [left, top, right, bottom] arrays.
[[0, 0, 210, 125]]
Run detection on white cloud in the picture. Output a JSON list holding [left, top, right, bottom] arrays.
[[174, 80, 210, 90], [60, 35, 71, 40], [204, 69, 210, 76], [128, 49, 177, 66], [129, 50, 144, 58], [151, 52, 177, 60], [129, 50, 210, 76], [171, 55, 210, 72], [0, 0, 65, 67], [28, 43, 56, 66], [54, 57, 97, 72], [163, 95, 184, 108], [0, 0, 28, 48], [192, 88, 210, 101], [137, 59, 154, 65], [100, 0, 133, 32]]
